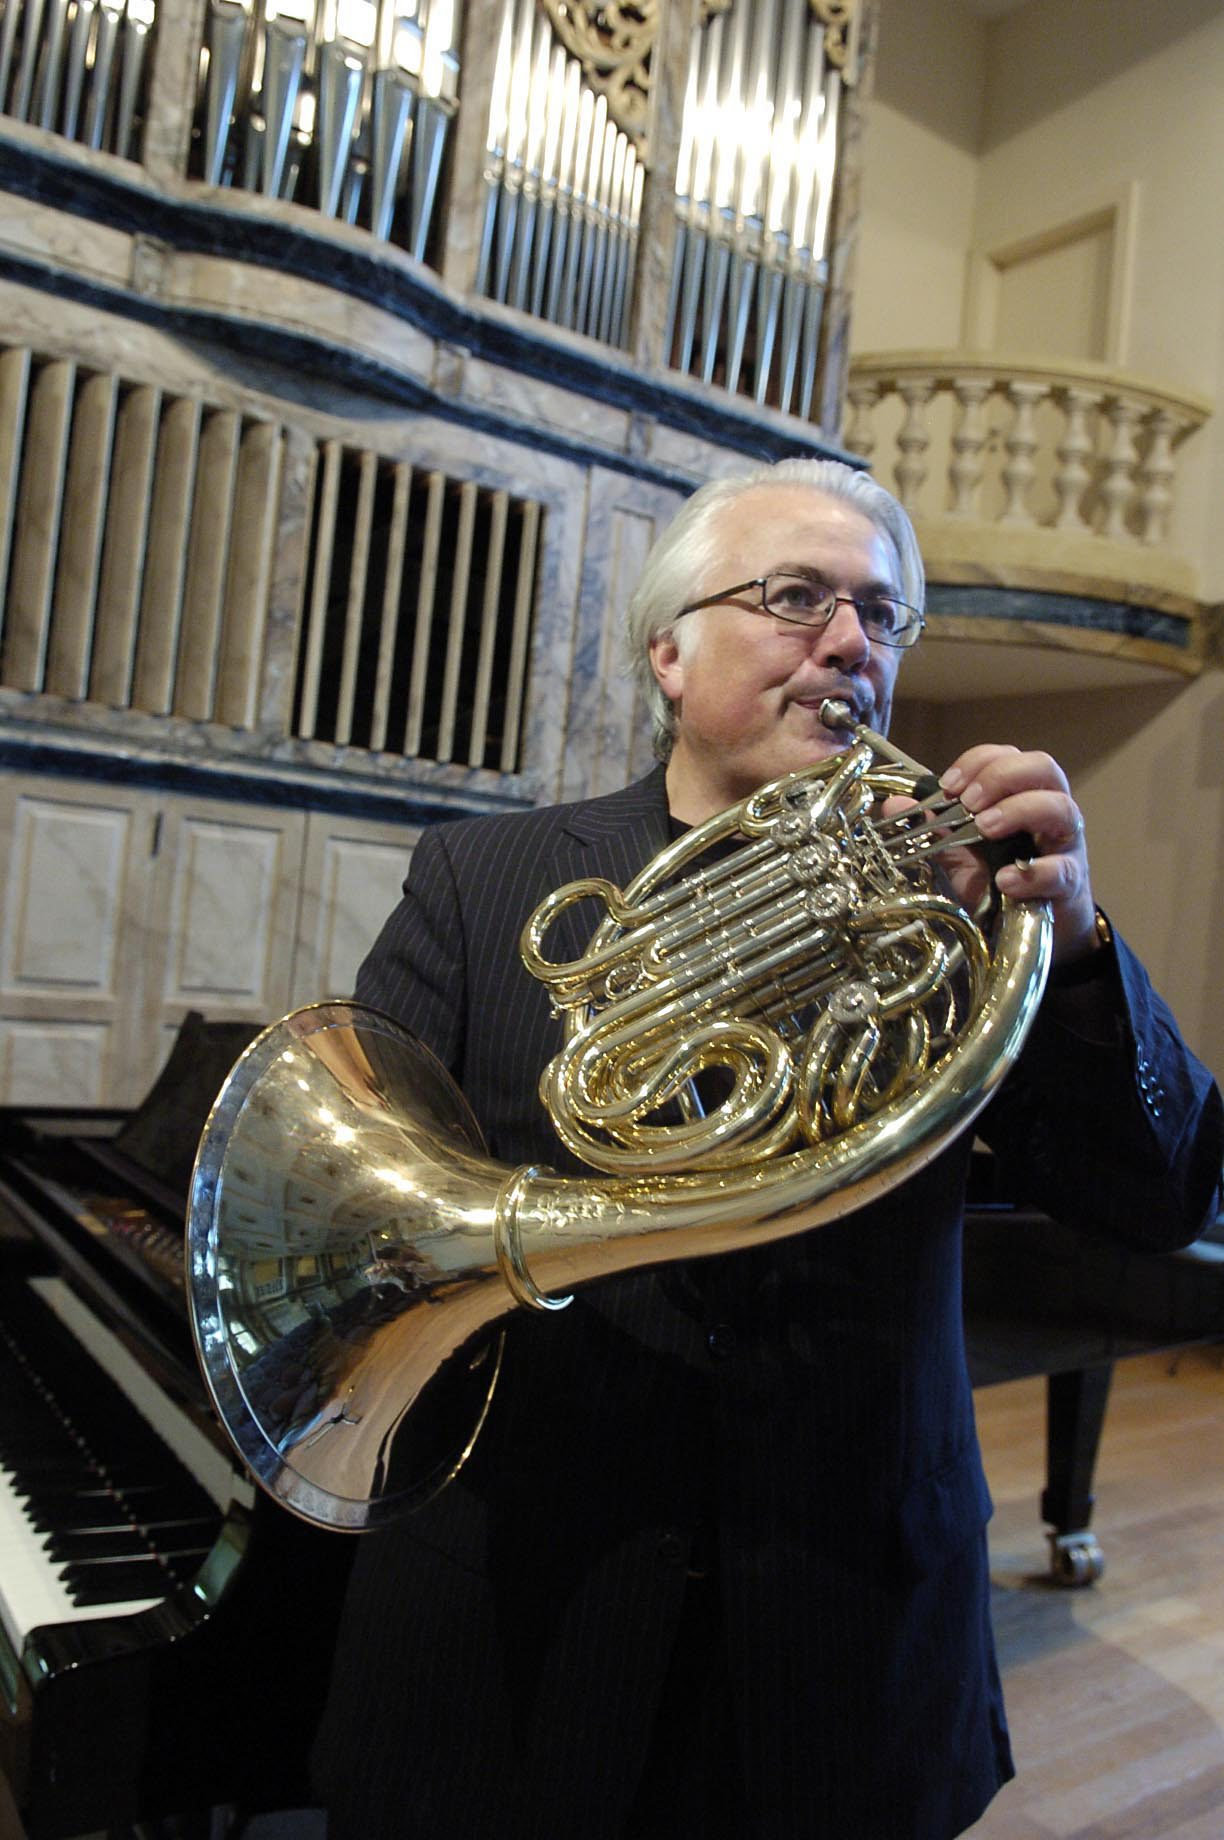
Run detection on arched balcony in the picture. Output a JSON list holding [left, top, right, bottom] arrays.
[[846, 351, 1214, 700]]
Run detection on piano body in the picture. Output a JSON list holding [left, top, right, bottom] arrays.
[[0, 1016, 353, 1840]]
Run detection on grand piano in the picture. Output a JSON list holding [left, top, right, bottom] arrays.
[[1, 1015, 1221, 1837]]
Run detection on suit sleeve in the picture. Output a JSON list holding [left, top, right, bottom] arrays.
[[354, 825, 468, 1081], [979, 923, 1223, 1252]]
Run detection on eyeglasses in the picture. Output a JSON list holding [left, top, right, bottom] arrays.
[[676, 571, 926, 649]]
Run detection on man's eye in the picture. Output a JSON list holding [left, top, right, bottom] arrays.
[[771, 579, 826, 615], [862, 598, 902, 634]]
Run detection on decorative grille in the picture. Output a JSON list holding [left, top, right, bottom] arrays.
[[0, 343, 543, 776], [0, 350, 282, 727], [291, 446, 542, 771]]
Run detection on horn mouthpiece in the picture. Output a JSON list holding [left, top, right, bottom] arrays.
[[819, 697, 857, 732]]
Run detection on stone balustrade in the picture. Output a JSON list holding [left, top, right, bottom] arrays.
[[846, 351, 1214, 678], [848, 351, 1208, 557]]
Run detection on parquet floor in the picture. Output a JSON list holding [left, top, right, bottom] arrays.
[[968, 1346, 1224, 1839]]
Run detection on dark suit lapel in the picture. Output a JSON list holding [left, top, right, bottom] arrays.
[[539, 765, 672, 967]]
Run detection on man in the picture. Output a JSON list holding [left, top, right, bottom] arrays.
[[313, 459, 1222, 1839]]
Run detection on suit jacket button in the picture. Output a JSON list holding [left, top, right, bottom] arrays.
[[707, 1324, 737, 1359]]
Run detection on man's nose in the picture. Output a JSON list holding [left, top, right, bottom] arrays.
[[813, 596, 872, 669]]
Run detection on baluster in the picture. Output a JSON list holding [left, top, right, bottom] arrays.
[[1137, 407, 1177, 546], [1000, 381, 1047, 525], [894, 378, 933, 513], [1052, 386, 1100, 530], [1099, 396, 1141, 540], [843, 378, 879, 464], [947, 378, 990, 518]]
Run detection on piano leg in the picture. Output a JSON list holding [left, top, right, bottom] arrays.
[[1041, 1363, 1112, 1586]]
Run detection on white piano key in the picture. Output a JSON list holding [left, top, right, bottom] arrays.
[[0, 1460, 161, 1654]]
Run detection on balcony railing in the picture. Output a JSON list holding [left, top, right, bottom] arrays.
[[847, 351, 1210, 587]]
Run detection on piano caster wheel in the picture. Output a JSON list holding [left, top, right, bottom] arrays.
[[1048, 1529, 1104, 1588]]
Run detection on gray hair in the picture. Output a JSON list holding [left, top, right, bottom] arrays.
[[625, 458, 924, 761]]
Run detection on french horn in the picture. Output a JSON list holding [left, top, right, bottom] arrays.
[[186, 701, 1052, 1530]]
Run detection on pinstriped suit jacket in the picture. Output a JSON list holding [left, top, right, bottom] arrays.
[[313, 766, 1223, 1840]]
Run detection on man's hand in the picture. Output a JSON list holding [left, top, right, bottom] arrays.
[[936, 744, 1100, 968]]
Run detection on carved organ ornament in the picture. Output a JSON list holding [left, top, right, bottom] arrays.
[[538, 0, 657, 152], [533, 0, 860, 156], [475, 0, 853, 418]]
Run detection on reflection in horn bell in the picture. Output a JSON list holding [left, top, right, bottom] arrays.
[[189, 1005, 510, 1528]]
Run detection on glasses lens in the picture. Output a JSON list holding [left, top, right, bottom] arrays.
[[763, 575, 834, 623], [859, 597, 912, 644]]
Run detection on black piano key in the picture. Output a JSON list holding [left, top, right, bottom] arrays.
[[60, 1558, 174, 1606], [48, 1517, 223, 1562], [49, 1527, 158, 1562], [29, 1498, 131, 1535], [26, 1481, 205, 1532]]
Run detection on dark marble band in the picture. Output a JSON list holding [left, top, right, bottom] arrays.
[[0, 731, 513, 826], [925, 584, 1191, 650]]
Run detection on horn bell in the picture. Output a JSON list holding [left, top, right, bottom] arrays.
[[187, 1004, 509, 1530]]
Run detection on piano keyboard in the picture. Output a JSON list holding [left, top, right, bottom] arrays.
[[0, 1273, 246, 1657]]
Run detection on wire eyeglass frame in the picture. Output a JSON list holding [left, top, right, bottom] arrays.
[[676, 571, 926, 649]]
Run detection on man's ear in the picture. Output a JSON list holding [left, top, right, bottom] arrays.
[[649, 630, 684, 703]]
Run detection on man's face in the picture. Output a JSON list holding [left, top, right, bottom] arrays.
[[650, 485, 907, 820]]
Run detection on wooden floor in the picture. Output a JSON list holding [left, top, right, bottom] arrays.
[[967, 1346, 1224, 1839]]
